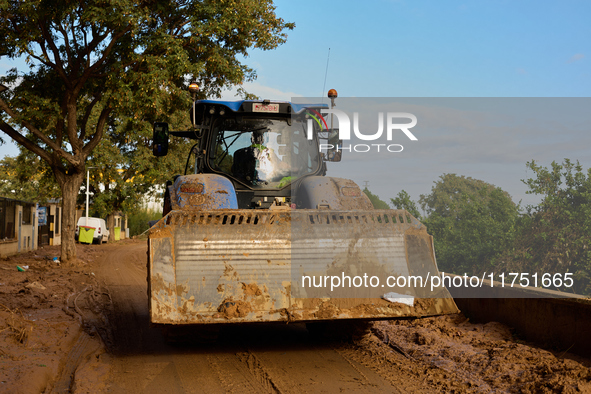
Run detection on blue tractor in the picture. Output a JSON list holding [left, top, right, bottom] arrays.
[[148, 88, 457, 330]]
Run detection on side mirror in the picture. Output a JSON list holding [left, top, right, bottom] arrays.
[[153, 122, 169, 156], [326, 128, 342, 162]]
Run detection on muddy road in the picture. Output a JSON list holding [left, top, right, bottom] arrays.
[[1, 240, 590, 393]]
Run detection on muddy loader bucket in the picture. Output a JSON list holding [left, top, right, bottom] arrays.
[[148, 209, 458, 325]]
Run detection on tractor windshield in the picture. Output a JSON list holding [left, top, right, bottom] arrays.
[[208, 117, 320, 189]]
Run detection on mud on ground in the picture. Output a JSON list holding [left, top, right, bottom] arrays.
[[0, 244, 111, 393], [0, 240, 590, 393], [363, 316, 591, 393]]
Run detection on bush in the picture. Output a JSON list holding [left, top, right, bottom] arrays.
[[497, 160, 591, 295], [419, 174, 519, 275], [128, 208, 162, 237]]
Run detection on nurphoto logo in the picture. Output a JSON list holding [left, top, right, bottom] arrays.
[[306, 109, 418, 153]]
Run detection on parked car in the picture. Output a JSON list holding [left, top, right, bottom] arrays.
[[75, 217, 110, 244]]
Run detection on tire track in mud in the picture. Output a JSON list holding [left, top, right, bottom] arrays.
[[230, 324, 396, 393], [332, 339, 443, 393], [50, 331, 93, 393], [235, 351, 284, 393], [205, 352, 278, 393]]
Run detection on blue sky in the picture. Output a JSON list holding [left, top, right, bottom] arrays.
[[1, 0, 590, 206], [235, 0, 590, 98]]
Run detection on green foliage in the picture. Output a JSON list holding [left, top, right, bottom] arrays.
[[0, 150, 61, 202], [128, 208, 162, 237], [419, 174, 519, 275], [363, 188, 390, 209], [390, 190, 421, 219], [0, 0, 293, 261], [498, 159, 591, 295]]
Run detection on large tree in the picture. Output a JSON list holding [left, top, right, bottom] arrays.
[[0, 0, 293, 262], [419, 174, 519, 275], [498, 160, 591, 294]]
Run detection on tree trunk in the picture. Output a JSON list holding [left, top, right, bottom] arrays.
[[57, 171, 85, 263], [106, 213, 115, 242]]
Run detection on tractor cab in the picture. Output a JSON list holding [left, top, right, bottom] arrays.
[[154, 98, 341, 209]]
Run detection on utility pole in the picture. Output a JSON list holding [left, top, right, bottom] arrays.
[[85, 167, 97, 225]]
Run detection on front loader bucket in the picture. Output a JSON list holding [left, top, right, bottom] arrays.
[[148, 209, 458, 325]]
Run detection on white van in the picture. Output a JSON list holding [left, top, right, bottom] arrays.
[[75, 217, 110, 244]]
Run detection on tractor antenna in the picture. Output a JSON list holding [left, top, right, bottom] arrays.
[[321, 48, 331, 102]]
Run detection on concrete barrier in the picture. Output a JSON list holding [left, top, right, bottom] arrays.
[[447, 275, 591, 358]]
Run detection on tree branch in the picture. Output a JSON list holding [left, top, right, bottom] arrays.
[[0, 98, 78, 165], [80, 28, 131, 86], [37, 21, 71, 86], [29, 41, 55, 69], [0, 121, 51, 163], [56, 22, 73, 68], [82, 105, 111, 156], [79, 94, 101, 141], [65, 94, 81, 155]]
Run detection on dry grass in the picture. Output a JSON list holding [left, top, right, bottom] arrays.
[[0, 303, 34, 345]]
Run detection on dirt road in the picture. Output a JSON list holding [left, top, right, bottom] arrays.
[[1, 240, 590, 393]]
